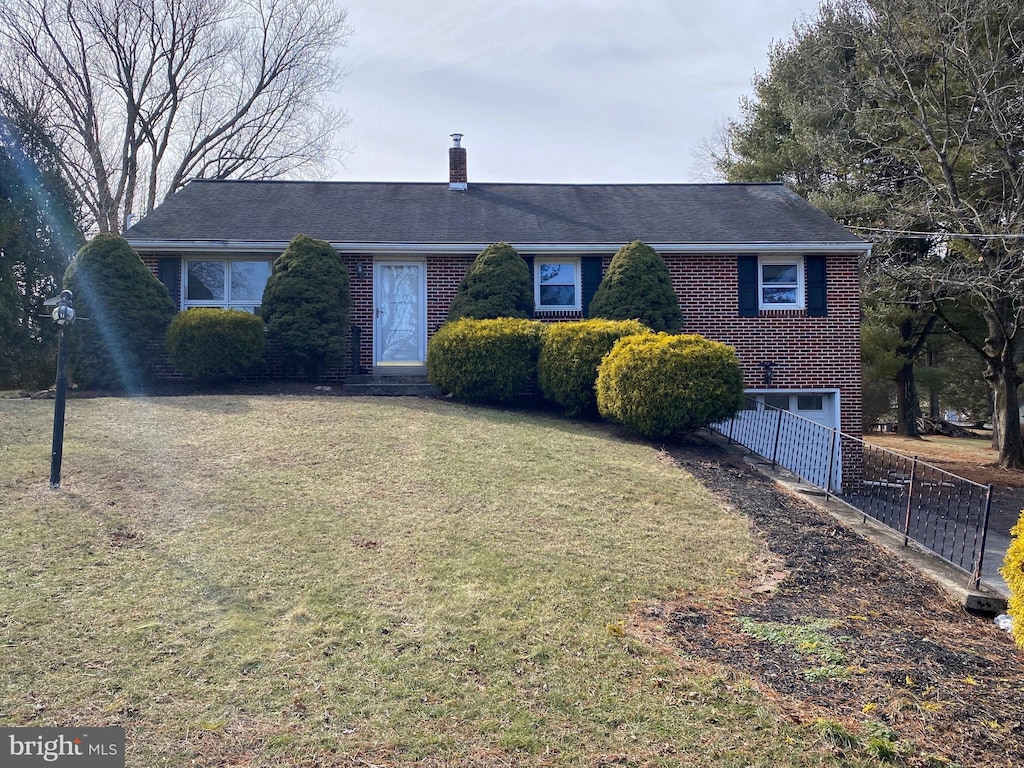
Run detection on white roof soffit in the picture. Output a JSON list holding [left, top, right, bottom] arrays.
[[125, 239, 872, 255]]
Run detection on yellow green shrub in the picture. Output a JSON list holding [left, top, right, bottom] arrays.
[[426, 317, 544, 402], [1003, 511, 1024, 648], [596, 332, 744, 439], [538, 319, 650, 417]]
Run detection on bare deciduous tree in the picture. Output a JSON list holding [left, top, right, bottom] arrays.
[[715, 0, 1024, 467], [0, 0, 351, 234], [851, 0, 1024, 467]]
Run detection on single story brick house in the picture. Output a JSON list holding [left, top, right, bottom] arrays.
[[124, 135, 869, 438]]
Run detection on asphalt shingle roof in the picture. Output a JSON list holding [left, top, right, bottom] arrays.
[[126, 179, 863, 246]]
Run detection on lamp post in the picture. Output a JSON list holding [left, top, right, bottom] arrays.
[[49, 289, 76, 489]]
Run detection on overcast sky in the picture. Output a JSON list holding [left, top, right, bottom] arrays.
[[330, 1, 816, 184]]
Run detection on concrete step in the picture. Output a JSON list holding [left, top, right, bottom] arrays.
[[344, 374, 441, 397]]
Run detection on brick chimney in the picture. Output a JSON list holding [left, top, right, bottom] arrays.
[[449, 133, 467, 190]]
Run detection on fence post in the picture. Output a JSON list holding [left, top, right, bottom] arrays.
[[825, 427, 838, 499], [902, 456, 918, 547], [770, 407, 783, 469], [970, 484, 994, 591]]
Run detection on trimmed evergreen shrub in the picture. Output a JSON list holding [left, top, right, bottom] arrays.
[[596, 332, 744, 438], [261, 234, 350, 381], [1003, 512, 1024, 648], [64, 234, 177, 390], [166, 309, 266, 381], [447, 242, 534, 320], [588, 240, 684, 332], [538, 319, 650, 417], [426, 318, 544, 402]]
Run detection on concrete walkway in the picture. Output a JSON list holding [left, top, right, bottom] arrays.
[[714, 434, 1010, 614]]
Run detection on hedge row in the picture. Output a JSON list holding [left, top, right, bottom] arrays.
[[426, 318, 744, 438], [426, 318, 544, 402], [538, 319, 649, 417]]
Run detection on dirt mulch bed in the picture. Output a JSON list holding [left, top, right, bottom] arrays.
[[639, 437, 1023, 767]]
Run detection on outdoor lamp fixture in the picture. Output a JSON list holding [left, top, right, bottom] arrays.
[[355, 262, 367, 279], [49, 289, 76, 489], [760, 361, 775, 388]]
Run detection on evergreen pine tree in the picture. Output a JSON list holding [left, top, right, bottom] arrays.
[[261, 234, 351, 380], [588, 240, 683, 332], [64, 234, 177, 390], [447, 242, 533, 321]]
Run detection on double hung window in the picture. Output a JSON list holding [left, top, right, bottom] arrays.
[[758, 257, 804, 310], [535, 259, 581, 311], [183, 259, 272, 313]]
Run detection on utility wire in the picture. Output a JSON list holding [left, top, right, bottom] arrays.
[[847, 225, 1024, 240]]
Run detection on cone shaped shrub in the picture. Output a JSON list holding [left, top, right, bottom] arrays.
[[1003, 512, 1024, 648], [447, 242, 534, 320], [64, 234, 177, 390], [596, 332, 744, 438], [426, 317, 544, 402], [588, 240, 683, 332], [538, 319, 650, 417], [261, 234, 350, 381], [167, 309, 266, 381]]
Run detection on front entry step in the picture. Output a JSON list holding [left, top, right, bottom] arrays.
[[344, 374, 441, 397]]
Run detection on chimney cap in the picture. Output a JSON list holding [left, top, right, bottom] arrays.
[[450, 133, 463, 147]]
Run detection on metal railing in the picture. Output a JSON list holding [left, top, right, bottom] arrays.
[[715, 398, 993, 589]]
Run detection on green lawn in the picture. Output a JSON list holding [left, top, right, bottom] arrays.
[[1, 396, 870, 766]]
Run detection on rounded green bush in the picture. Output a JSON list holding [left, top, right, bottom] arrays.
[[426, 318, 544, 402], [588, 240, 683, 332], [1003, 512, 1024, 648], [538, 319, 650, 417], [64, 233, 177, 391], [261, 234, 350, 381], [448, 242, 534, 321], [166, 309, 266, 381], [596, 333, 745, 438]]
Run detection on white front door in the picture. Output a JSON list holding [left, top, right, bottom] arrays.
[[373, 261, 427, 370]]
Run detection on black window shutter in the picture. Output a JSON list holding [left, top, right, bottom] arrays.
[[737, 254, 758, 317], [806, 255, 827, 317], [523, 257, 535, 311], [581, 256, 602, 317], [158, 257, 180, 305]]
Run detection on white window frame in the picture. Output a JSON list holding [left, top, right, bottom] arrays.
[[534, 258, 582, 311], [758, 255, 805, 310], [181, 258, 274, 313]]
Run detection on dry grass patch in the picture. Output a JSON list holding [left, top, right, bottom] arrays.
[[2, 396, 875, 766], [863, 432, 1024, 487]]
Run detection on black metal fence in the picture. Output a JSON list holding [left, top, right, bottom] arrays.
[[715, 398, 993, 589]]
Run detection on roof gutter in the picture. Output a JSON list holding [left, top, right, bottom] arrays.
[[124, 239, 871, 255]]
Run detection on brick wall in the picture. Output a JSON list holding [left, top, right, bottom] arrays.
[[141, 249, 862, 439], [143, 253, 352, 383], [663, 252, 862, 438]]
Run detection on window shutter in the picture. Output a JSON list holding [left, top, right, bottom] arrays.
[[806, 255, 827, 317], [581, 256, 602, 317], [737, 254, 758, 317], [523, 257, 535, 311], [158, 257, 180, 306]]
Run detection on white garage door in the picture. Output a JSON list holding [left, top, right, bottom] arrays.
[[727, 390, 841, 490]]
